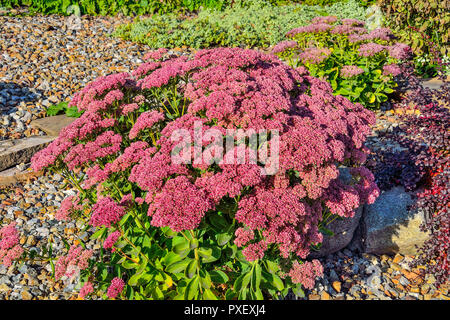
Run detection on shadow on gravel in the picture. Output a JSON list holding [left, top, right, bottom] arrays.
[[0, 81, 42, 115]]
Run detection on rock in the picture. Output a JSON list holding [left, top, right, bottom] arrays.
[[309, 206, 363, 258], [0, 136, 55, 171], [309, 167, 364, 257], [421, 76, 449, 90], [332, 281, 341, 293], [30, 114, 75, 137], [0, 165, 43, 187], [320, 291, 330, 300], [21, 289, 33, 300], [361, 186, 429, 255]]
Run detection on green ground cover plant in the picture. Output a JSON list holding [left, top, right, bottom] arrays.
[[113, 0, 367, 49], [0, 0, 228, 15]]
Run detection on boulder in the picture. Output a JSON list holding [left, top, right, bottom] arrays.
[[309, 206, 363, 258], [361, 186, 429, 255], [309, 167, 363, 258]]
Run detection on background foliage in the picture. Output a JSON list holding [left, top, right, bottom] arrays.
[[113, 0, 367, 49], [378, 0, 449, 77]]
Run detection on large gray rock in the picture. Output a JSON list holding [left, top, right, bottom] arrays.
[[0, 136, 55, 171], [310, 206, 363, 258], [309, 167, 363, 258], [361, 186, 429, 255]]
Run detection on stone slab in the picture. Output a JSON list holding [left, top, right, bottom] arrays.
[[420, 76, 449, 91], [0, 136, 55, 171], [0, 165, 43, 187], [30, 114, 76, 137]]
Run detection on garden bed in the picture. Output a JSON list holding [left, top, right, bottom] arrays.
[[0, 3, 448, 300]]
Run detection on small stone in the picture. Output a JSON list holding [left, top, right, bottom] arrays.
[[21, 290, 33, 300], [332, 281, 342, 293], [393, 253, 404, 264], [320, 291, 330, 300]]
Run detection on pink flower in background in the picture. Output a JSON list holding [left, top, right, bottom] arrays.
[[242, 241, 267, 262], [144, 48, 168, 61], [341, 19, 365, 26], [0, 223, 20, 250], [311, 16, 337, 24], [107, 277, 125, 299], [234, 228, 255, 247], [287, 23, 332, 37], [340, 65, 365, 78], [383, 64, 402, 76], [121, 103, 140, 115], [129, 110, 165, 139], [358, 43, 386, 57], [367, 28, 393, 41], [55, 195, 83, 220], [272, 40, 298, 54], [148, 175, 213, 232], [387, 43, 412, 60], [299, 47, 332, 64]]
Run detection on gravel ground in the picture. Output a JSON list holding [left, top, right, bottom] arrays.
[[0, 13, 149, 141], [0, 13, 448, 300]]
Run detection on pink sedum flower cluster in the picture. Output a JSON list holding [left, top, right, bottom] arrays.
[[288, 260, 324, 289], [0, 223, 23, 267], [55, 245, 93, 280], [79, 282, 94, 299], [107, 277, 125, 299]]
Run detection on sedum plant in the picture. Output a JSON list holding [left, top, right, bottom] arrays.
[[1, 48, 379, 300], [272, 16, 412, 109]]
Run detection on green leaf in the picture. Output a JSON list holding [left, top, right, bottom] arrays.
[[271, 274, 284, 291], [319, 226, 334, 237], [265, 260, 279, 274], [202, 289, 218, 300], [210, 270, 229, 284], [216, 232, 232, 246], [209, 213, 229, 230], [184, 276, 200, 300], [293, 284, 305, 298], [185, 259, 198, 279], [173, 238, 190, 258], [122, 259, 139, 270], [198, 246, 221, 263], [166, 258, 191, 274], [252, 263, 262, 290], [46, 101, 67, 116], [65, 106, 83, 118], [163, 251, 182, 266], [254, 288, 264, 300], [234, 272, 251, 292]]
